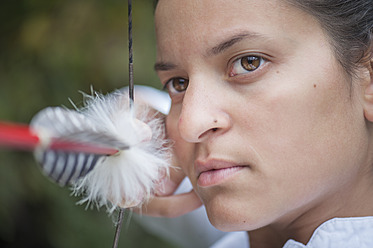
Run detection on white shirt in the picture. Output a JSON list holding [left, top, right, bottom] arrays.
[[283, 217, 373, 248], [213, 216, 373, 248]]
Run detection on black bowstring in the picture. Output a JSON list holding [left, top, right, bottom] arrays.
[[112, 0, 133, 247], [128, 0, 134, 104]]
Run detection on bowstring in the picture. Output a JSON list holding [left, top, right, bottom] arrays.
[[113, 209, 125, 248], [128, 0, 134, 104], [112, 0, 133, 247]]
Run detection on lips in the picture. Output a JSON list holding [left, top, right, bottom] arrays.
[[195, 159, 247, 187]]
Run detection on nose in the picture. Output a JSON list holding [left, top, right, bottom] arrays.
[[178, 77, 231, 143]]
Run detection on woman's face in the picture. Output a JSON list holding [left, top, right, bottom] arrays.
[[155, 0, 371, 231]]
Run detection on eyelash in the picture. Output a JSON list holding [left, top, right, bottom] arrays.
[[162, 54, 268, 95], [229, 55, 266, 77]]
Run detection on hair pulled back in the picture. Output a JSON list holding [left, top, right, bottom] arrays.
[[154, 0, 373, 75], [288, 0, 373, 75]]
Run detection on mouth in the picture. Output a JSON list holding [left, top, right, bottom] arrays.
[[196, 159, 248, 187]]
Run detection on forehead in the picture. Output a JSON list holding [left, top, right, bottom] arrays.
[[155, 0, 284, 26], [155, 0, 319, 57]]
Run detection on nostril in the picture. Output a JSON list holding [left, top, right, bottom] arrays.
[[198, 127, 219, 140], [197, 127, 218, 140]]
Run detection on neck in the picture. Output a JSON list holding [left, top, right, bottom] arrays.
[[248, 170, 373, 248]]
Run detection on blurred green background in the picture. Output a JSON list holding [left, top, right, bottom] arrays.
[[0, 0, 177, 247]]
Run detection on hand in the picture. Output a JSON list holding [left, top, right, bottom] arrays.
[[136, 160, 203, 218]]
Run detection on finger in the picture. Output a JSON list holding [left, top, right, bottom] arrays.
[[137, 190, 202, 218], [154, 160, 187, 196]]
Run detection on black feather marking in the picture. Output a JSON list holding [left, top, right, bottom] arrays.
[[61, 154, 77, 185], [56, 152, 69, 185], [47, 151, 58, 180], [65, 153, 78, 186], [37, 150, 103, 185], [79, 154, 93, 178], [72, 153, 86, 181], [86, 154, 101, 175]]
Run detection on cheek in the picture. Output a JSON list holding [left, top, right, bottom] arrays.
[[230, 65, 366, 207], [237, 55, 357, 164]]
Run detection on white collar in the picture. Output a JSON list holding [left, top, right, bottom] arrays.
[[283, 216, 373, 248]]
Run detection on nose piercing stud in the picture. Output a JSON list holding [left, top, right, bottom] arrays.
[[212, 120, 218, 132]]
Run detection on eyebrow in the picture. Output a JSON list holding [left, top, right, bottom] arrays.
[[154, 31, 265, 72], [154, 61, 177, 71], [207, 32, 262, 56]]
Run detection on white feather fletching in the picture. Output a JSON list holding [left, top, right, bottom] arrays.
[[31, 89, 171, 213]]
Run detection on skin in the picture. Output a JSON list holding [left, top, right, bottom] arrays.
[[140, 0, 373, 247]]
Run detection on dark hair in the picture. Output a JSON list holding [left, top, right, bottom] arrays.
[[287, 0, 373, 76], [154, 0, 373, 75]]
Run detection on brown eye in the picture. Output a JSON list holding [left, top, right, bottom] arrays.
[[241, 56, 261, 71], [173, 78, 189, 92], [165, 77, 189, 93], [230, 55, 265, 77]]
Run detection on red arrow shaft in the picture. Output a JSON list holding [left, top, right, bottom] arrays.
[[0, 121, 118, 155], [0, 121, 39, 151]]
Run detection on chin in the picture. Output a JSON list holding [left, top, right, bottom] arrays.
[[202, 192, 265, 232]]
